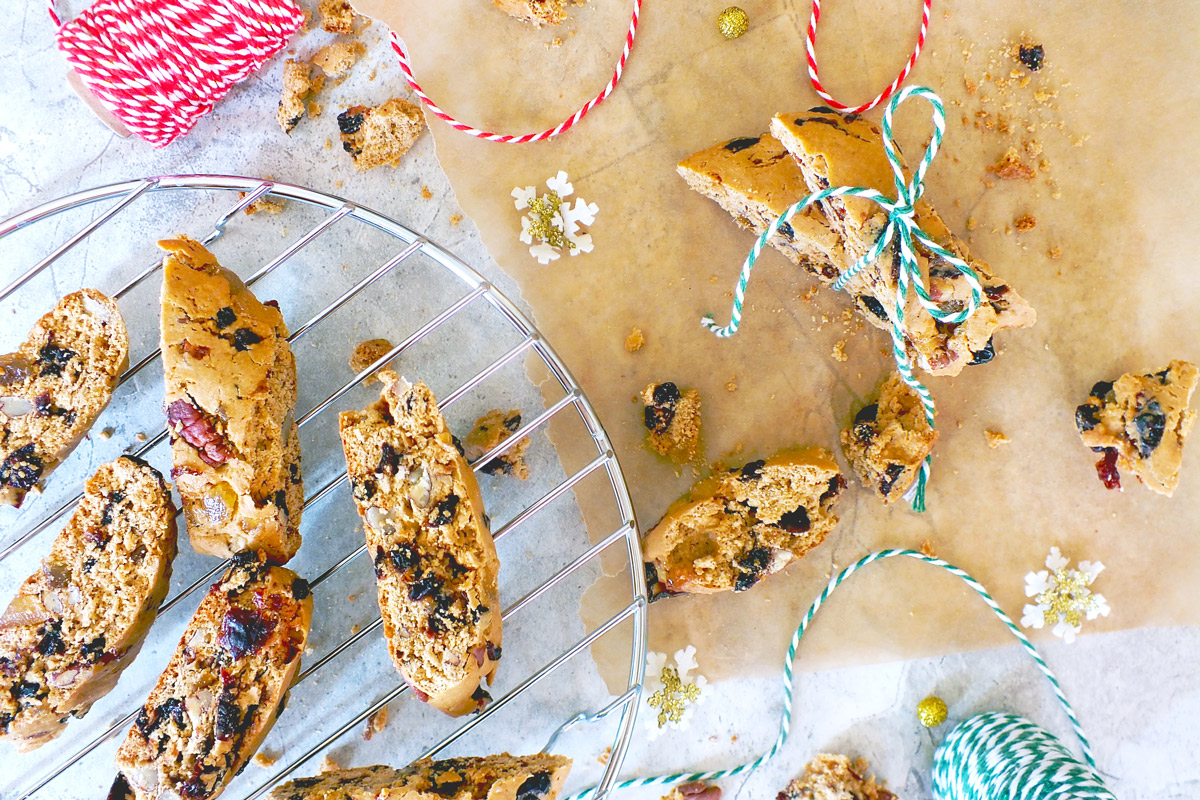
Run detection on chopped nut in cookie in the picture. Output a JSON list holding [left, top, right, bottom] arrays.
[[641, 381, 701, 463], [338, 99, 426, 171]]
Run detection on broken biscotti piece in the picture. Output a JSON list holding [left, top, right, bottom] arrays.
[[318, 0, 355, 33], [777, 753, 897, 800], [337, 99, 426, 171], [1074, 360, 1198, 495], [770, 109, 1036, 378], [338, 371, 501, 716], [0, 457, 176, 751], [312, 40, 365, 79], [1, 289, 128, 508], [840, 373, 938, 504], [349, 337, 395, 384], [662, 782, 721, 800], [643, 448, 846, 596], [493, 0, 566, 27], [113, 551, 312, 800], [465, 409, 531, 480], [642, 382, 702, 462], [676, 133, 847, 284], [268, 753, 572, 800], [278, 59, 315, 134], [160, 237, 303, 564]]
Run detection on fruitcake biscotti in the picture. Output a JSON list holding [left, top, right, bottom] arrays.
[[0, 456, 176, 751], [1075, 360, 1198, 495], [1, 289, 128, 507], [339, 371, 501, 717], [113, 551, 312, 800], [160, 236, 303, 564], [643, 448, 846, 596], [777, 753, 897, 800], [268, 753, 572, 800], [769, 109, 1036, 377], [840, 373, 939, 504]]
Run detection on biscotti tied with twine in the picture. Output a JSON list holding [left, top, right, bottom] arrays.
[[113, 551, 312, 800], [268, 752, 572, 800], [339, 370, 501, 717], [160, 236, 303, 564], [0, 457, 177, 751], [0, 289, 128, 507]]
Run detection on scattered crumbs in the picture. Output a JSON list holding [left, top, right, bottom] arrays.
[[135, 432, 147, 442], [319, 755, 341, 774], [335, 180, 344, 188], [368, 68, 378, 81], [1073, 134, 1091, 147], [363, 707, 388, 740], [350, 624, 360, 634], [965, 216, 977, 231], [450, 214, 463, 226], [324, 138, 333, 149], [307, 100, 323, 119], [421, 185, 434, 200], [98, 427, 114, 441], [597, 747, 612, 766], [546, 36, 564, 48], [1048, 246, 1061, 259], [987, 147, 1037, 180], [919, 538, 938, 558], [253, 752, 278, 768], [985, 429, 1011, 448], [831, 340, 848, 362], [800, 285, 819, 303], [624, 327, 645, 352], [725, 379, 737, 392], [1013, 213, 1037, 231], [963, 76, 977, 94], [347, 594, 356, 602]]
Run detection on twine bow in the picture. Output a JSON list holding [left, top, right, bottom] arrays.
[[702, 86, 983, 511]]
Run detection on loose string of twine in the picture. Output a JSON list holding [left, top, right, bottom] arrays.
[[701, 86, 983, 512], [806, 0, 933, 114], [562, 548, 1107, 800]]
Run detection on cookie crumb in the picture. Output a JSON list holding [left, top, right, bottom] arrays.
[[965, 216, 977, 231], [421, 185, 434, 200], [1048, 246, 1061, 259], [831, 340, 848, 363], [661, 782, 721, 800], [98, 427, 114, 441], [642, 382, 702, 463], [1013, 213, 1037, 231], [349, 338, 394, 383], [363, 706, 388, 740], [324, 138, 332, 149], [919, 538, 938, 558], [338, 98, 426, 171], [800, 285, 819, 303], [253, 752, 278, 768], [277, 59, 314, 134], [597, 747, 612, 765], [318, 0, 355, 33], [239, 193, 285, 215], [319, 755, 341, 774], [725, 379, 737, 392], [306, 100, 323, 119], [450, 214, 463, 226], [312, 40, 365, 78], [464, 409, 531, 480], [624, 327, 645, 352], [135, 432, 147, 442], [987, 147, 1037, 180], [985, 429, 1011, 448]]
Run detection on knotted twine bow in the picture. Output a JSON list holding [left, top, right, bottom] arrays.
[[702, 86, 984, 512]]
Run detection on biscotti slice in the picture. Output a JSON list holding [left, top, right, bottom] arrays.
[[160, 236, 303, 564], [1, 289, 128, 507], [642, 448, 846, 596], [114, 551, 312, 800], [338, 371, 501, 716], [641, 382, 702, 463], [268, 753, 572, 800], [337, 99, 426, 171], [0, 457, 176, 751], [777, 753, 897, 800], [1074, 360, 1198, 495], [770, 109, 1036, 377], [676, 133, 846, 284], [840, 374, 938, 504], [464, 409, 531, 480], [493, 0, 566, 27]]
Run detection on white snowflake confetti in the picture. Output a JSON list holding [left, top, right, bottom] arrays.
[[642, 645, 710, 740], [1020, 546, 1110, 644], [512, 171, 598, 265]]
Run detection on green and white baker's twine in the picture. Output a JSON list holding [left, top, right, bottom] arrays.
[[562, 549, 1112, 800], [701, 86, 985, 512]]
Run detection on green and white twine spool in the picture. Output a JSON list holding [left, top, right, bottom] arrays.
[[701, 86, 985, 512], [562, 549, 1113, 800]]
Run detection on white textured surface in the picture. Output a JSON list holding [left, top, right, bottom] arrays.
[[0, 4, 1197, 800]]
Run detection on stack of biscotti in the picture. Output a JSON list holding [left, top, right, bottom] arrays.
[[339, 371, 501, 717], [113, 551, 312, 800], [268, 753, 572, 800], [160, 236, 304, 563], [677, 108, 1036, 378], [642, 448, 846, 596], [0, 457, 176, 751], [0, 289, 128, 507]]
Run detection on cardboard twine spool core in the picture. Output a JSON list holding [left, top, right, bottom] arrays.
[[66, 69, 133, 138]]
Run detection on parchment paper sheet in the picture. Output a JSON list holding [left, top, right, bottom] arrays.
[[350, 0, 1200, 684]]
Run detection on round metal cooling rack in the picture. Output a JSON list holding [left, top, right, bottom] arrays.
[[0, 176, 647, 800]]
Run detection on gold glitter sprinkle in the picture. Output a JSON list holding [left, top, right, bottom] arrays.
[[646, 665, 701, 727], [527, 192, 576, 250]]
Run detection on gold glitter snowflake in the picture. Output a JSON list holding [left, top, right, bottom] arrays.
[[512, 171, 598, 265], [642, 646, 709, 740], [1020, 547, 1110, 644]]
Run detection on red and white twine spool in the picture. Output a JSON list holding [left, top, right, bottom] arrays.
[[388, 0, 642, 144], [806, 0, 932, 114], [50, 0, 304, 147]]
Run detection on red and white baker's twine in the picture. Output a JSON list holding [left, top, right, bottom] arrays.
[[50, 0, 303, 147], [388, 0, 642, 144], [806, 0, 932, 114]]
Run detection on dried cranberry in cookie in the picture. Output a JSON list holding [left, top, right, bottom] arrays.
[[0, 290, 127, 507], [338, 371, 501, 717], [160, 236, 303, 563], [640, 382, 702, 463], [0, 457, 176, 751]]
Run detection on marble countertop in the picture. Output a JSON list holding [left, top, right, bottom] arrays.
[[1, 4, 1198, 799]]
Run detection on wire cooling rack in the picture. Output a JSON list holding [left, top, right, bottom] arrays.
[[0, 176, 647, 800]]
